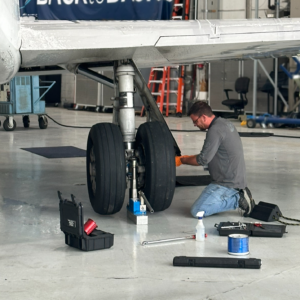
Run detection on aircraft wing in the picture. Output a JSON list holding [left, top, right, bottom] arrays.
[[20, 18, 300, 69]]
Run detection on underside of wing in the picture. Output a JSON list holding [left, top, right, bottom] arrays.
[[20, 18, 300, 69]]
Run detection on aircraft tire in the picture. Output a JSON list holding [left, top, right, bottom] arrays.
[[135, 121, 176, 212], [86, 123, 126, 215]]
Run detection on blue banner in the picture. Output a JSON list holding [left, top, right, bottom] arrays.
[[20, 0, 173, 20]]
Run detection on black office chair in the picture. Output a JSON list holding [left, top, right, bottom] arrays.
[[222, 77, 250, 114]]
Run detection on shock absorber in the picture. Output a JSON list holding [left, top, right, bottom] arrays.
[[115, 64, 136, 152]]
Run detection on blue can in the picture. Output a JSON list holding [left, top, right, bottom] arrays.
[[228, 234, 249, 255]]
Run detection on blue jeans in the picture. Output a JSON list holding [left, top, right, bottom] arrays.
[[190, 183, 240, 218]]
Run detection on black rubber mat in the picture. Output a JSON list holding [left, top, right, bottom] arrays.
[[239, 132, 273, 137], [21, 146, 86, 159], [176, 175, 212, 187]]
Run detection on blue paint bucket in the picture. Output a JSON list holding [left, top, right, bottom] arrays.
[[228, 234, 249, 255]]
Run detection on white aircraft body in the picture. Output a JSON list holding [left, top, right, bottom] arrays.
[[1, 0, 300, 215]]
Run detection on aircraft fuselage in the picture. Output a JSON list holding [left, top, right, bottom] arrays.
[[0, 0, 21, 84]]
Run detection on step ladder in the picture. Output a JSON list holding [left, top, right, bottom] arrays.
[[141, 66, 184, 117], [172, 0, 190, 20]]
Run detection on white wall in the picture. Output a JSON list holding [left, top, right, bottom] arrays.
[[197, 0, 289, 20]]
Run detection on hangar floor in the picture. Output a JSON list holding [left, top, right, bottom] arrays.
[[0, 107, 299, 299]]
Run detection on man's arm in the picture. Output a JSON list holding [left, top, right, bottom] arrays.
[[180, 155, 200, 166]]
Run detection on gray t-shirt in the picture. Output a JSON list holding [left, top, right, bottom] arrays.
[[196, 117, 247, 189]]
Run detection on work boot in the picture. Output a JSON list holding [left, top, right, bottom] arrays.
[[238, 187, 255, 217]]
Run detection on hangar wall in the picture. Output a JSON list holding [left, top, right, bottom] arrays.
[[196, 0, 290, 114]]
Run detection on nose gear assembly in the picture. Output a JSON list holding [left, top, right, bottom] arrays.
[[84, 60, 180, 222]]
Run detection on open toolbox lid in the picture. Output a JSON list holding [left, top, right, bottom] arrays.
[[59, 191, 84, 238]]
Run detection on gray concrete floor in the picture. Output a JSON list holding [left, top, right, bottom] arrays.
[[0, 108, 300, 299]]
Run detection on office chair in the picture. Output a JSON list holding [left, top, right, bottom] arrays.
[[222, 77, 250, 114]]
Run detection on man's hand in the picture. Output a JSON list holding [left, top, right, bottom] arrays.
[[178, 155, 200, 166], [175, 155, 189, 167], [175, 156, 183, 167]]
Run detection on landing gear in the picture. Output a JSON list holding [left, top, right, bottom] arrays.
[[84, 60, 179, 215], [86, 123, 126, 215], [135, 121, 175, 211]]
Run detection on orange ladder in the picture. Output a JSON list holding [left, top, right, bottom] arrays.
[[172, 0, 190, 20], [141, 66, 184, 117], [140, 67, 167, 116]]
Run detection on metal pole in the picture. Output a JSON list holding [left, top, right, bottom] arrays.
[[257, 59, 288, 109], [249, 0, 257, 117], [204, 0, 208, 19], [275, 0, 280, 18], [253, 60, 258, 117], [255, 0, 259, 18], [274, 0, 280, 114], [194, 0, 198, 19], [246, 0, 252, 19], [274, 58, 278, 114]]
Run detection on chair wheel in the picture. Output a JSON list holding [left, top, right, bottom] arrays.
[[246, 119, 256, 128]]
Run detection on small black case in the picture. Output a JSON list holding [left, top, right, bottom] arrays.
[[215, 221, 286, 238], [173, 256, 261, 269], [249, 201, 282, 222], [59, 193, 114, 251]]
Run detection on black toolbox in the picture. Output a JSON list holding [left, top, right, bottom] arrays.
[[59, 192, 114, 251], [215, 221, 286, 238]]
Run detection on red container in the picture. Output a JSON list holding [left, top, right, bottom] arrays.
[[84, 218, 98, 235]]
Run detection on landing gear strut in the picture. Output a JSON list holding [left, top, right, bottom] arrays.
[[85, 60, 179, 215]]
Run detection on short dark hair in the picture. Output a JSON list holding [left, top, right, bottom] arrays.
[[187, 101, 213, 117]]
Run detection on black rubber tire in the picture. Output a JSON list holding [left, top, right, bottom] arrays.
[[135, 121, 176, 212], [3, 118, 16, 131], [246, 119, 256, 128], [23, 116, 30, 128], [39, 117, 48, 129], [86, 123, 126, 215]]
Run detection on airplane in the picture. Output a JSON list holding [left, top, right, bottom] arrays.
[[1, 0, 300, 215]]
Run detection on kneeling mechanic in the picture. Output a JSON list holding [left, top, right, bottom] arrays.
[[176, 101, 255, 218]]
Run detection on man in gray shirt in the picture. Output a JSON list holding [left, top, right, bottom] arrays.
[[177, 101, 255, 218]]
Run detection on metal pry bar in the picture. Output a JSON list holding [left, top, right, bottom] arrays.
[[220, 221, 247, 230], [142, 235, 195, 246], [138, 191, 154, 213]]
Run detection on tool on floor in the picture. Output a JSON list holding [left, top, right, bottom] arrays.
[[173, 256, 261, 269], [195, 211, 205, 242], [142, 234, 195, 246], [228, 234, 249, 256], [253, 222, 265, 230], [215, 221, 287, 237], [219, 221, 247, 230], [84, 218, 98, 235]]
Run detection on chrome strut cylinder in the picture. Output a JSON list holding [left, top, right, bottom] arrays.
[[129, 158, 139, 200], [116, 64, 136, 145]]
